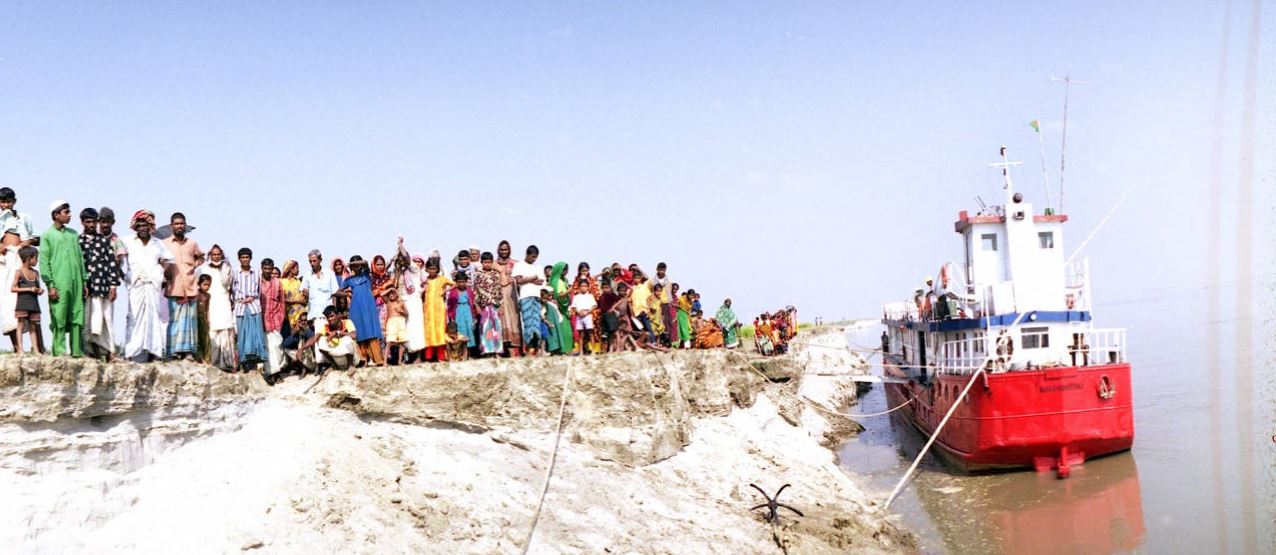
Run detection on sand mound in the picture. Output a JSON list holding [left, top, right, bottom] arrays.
[[1, 350, 914, 554]]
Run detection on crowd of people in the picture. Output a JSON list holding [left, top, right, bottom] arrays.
[[752, 307, 798, 356], [4, 189, 760, 381]]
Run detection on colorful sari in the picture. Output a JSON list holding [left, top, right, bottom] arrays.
[[548, 262, 574, 354], [496, 255, 522, 348], [446, 287, 479, 348], [280, 260, 307, 333], [716, 303, 739, 348], [544, 302, 565, 353], [371, 254, 391, 327], [344, 272, 383, 342], [474, 268, 505, 355], [423, 274, 454, 348], [678, 296, 693, 346]]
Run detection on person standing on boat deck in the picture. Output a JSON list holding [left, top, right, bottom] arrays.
[[995, 330, 1014, 373], [121, 211, 175, 362], [200, 244, 236, 370], [39, 200, 86, 357], [231, 248, 268, 371], [162, 213, 204, 360], [0, 187, 38, 350], [78, 208, 120, 360]]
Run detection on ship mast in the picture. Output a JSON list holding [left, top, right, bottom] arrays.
[[988, 145, 1023, 207], [1051, 73, 1089, 214]]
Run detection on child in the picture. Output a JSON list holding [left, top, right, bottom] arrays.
[[196, 273, 212, 363], [444, 321, 469, 361], [446, 272, 479, 358], [11, 247, 45, 354], [539, 288, 562, 355], [383, 288, 408, 365], [310, 305, 360, 370], [569, 284, 597, 356], [281, 317, 316, 376], [421, 260, 454, 362]]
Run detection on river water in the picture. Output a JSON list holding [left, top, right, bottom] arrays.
[[836, 286, 1275, 554]]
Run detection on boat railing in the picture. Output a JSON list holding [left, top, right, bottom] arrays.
[[937, 327, 1127, 374], [1068, 327, 1127, 366], [1065, 257, 1092, 311], [937, 334, 989, 375], [882, 301, 919, 322]]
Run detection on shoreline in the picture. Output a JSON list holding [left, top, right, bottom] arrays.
[[1, 335, 915, 554]]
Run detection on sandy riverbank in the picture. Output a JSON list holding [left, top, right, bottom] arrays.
[[1, 329, 913, 554]]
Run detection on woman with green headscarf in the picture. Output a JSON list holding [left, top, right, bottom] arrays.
[[716, 298, 740, 349], [548, 262, 575, 354]]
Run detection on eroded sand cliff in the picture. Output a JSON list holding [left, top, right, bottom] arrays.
[[1, 331, 914, 554]]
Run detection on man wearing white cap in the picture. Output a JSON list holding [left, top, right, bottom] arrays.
[[39, 200, 85, 357]]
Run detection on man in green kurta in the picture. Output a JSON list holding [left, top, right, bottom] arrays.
[[39, 200, 85, 357]]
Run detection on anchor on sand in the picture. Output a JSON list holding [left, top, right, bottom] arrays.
[[749, 483, 804, 523]]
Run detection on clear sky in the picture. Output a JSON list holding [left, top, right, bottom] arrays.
[[1, 1, 1270, 324]]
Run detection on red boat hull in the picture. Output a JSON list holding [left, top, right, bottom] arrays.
[[883, 357, 1135, 474]]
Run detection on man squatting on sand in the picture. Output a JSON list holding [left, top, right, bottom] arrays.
[[8, 187, 772, 383]]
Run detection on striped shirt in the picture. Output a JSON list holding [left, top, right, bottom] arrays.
[[232, 269, 261, 316]]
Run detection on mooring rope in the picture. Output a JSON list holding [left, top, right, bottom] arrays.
[[880, 310, 1029, 510], [723, 350, 899, 422], [520, 364, 574, 555]]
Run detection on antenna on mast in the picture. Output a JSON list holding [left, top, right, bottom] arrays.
[[1051, 73, 1089, 214], [988, 145, 1023, 206]]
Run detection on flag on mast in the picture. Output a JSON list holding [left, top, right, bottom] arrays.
[[1029, 118, 1041, 133]]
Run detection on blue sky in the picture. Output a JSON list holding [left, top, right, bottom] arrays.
[[1, 1, 1270, 323]]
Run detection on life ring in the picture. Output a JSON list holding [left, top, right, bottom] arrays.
[[1066, 293, 1076, 310], [1098, 375, 1115, 399]]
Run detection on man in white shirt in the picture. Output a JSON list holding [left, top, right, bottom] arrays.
[[511, 245, 545, 353], [301, 249, 339, 330], [121, 210, 175, 362], [0, 186, 36, 347]]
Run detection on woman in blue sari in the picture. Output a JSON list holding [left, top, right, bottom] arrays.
[[343, 256, 384, 366]]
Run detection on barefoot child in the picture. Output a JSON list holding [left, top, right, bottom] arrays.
[[444, 321, 469, 361], [196, 273, 212, 363], [383, 288, 408, 365], [11, 247, 44, 354]]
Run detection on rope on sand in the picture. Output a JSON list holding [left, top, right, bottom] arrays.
[[520, 364, 574, 555], [729, 348, 916, 420]]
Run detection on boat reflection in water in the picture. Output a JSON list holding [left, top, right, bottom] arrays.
[[888, 404, 1148, 554]]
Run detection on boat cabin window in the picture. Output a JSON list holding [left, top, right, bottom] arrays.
[[1022, 326, 1050, 349], [981, 234, 998, 251], [1038, 231, 1055, 249]]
